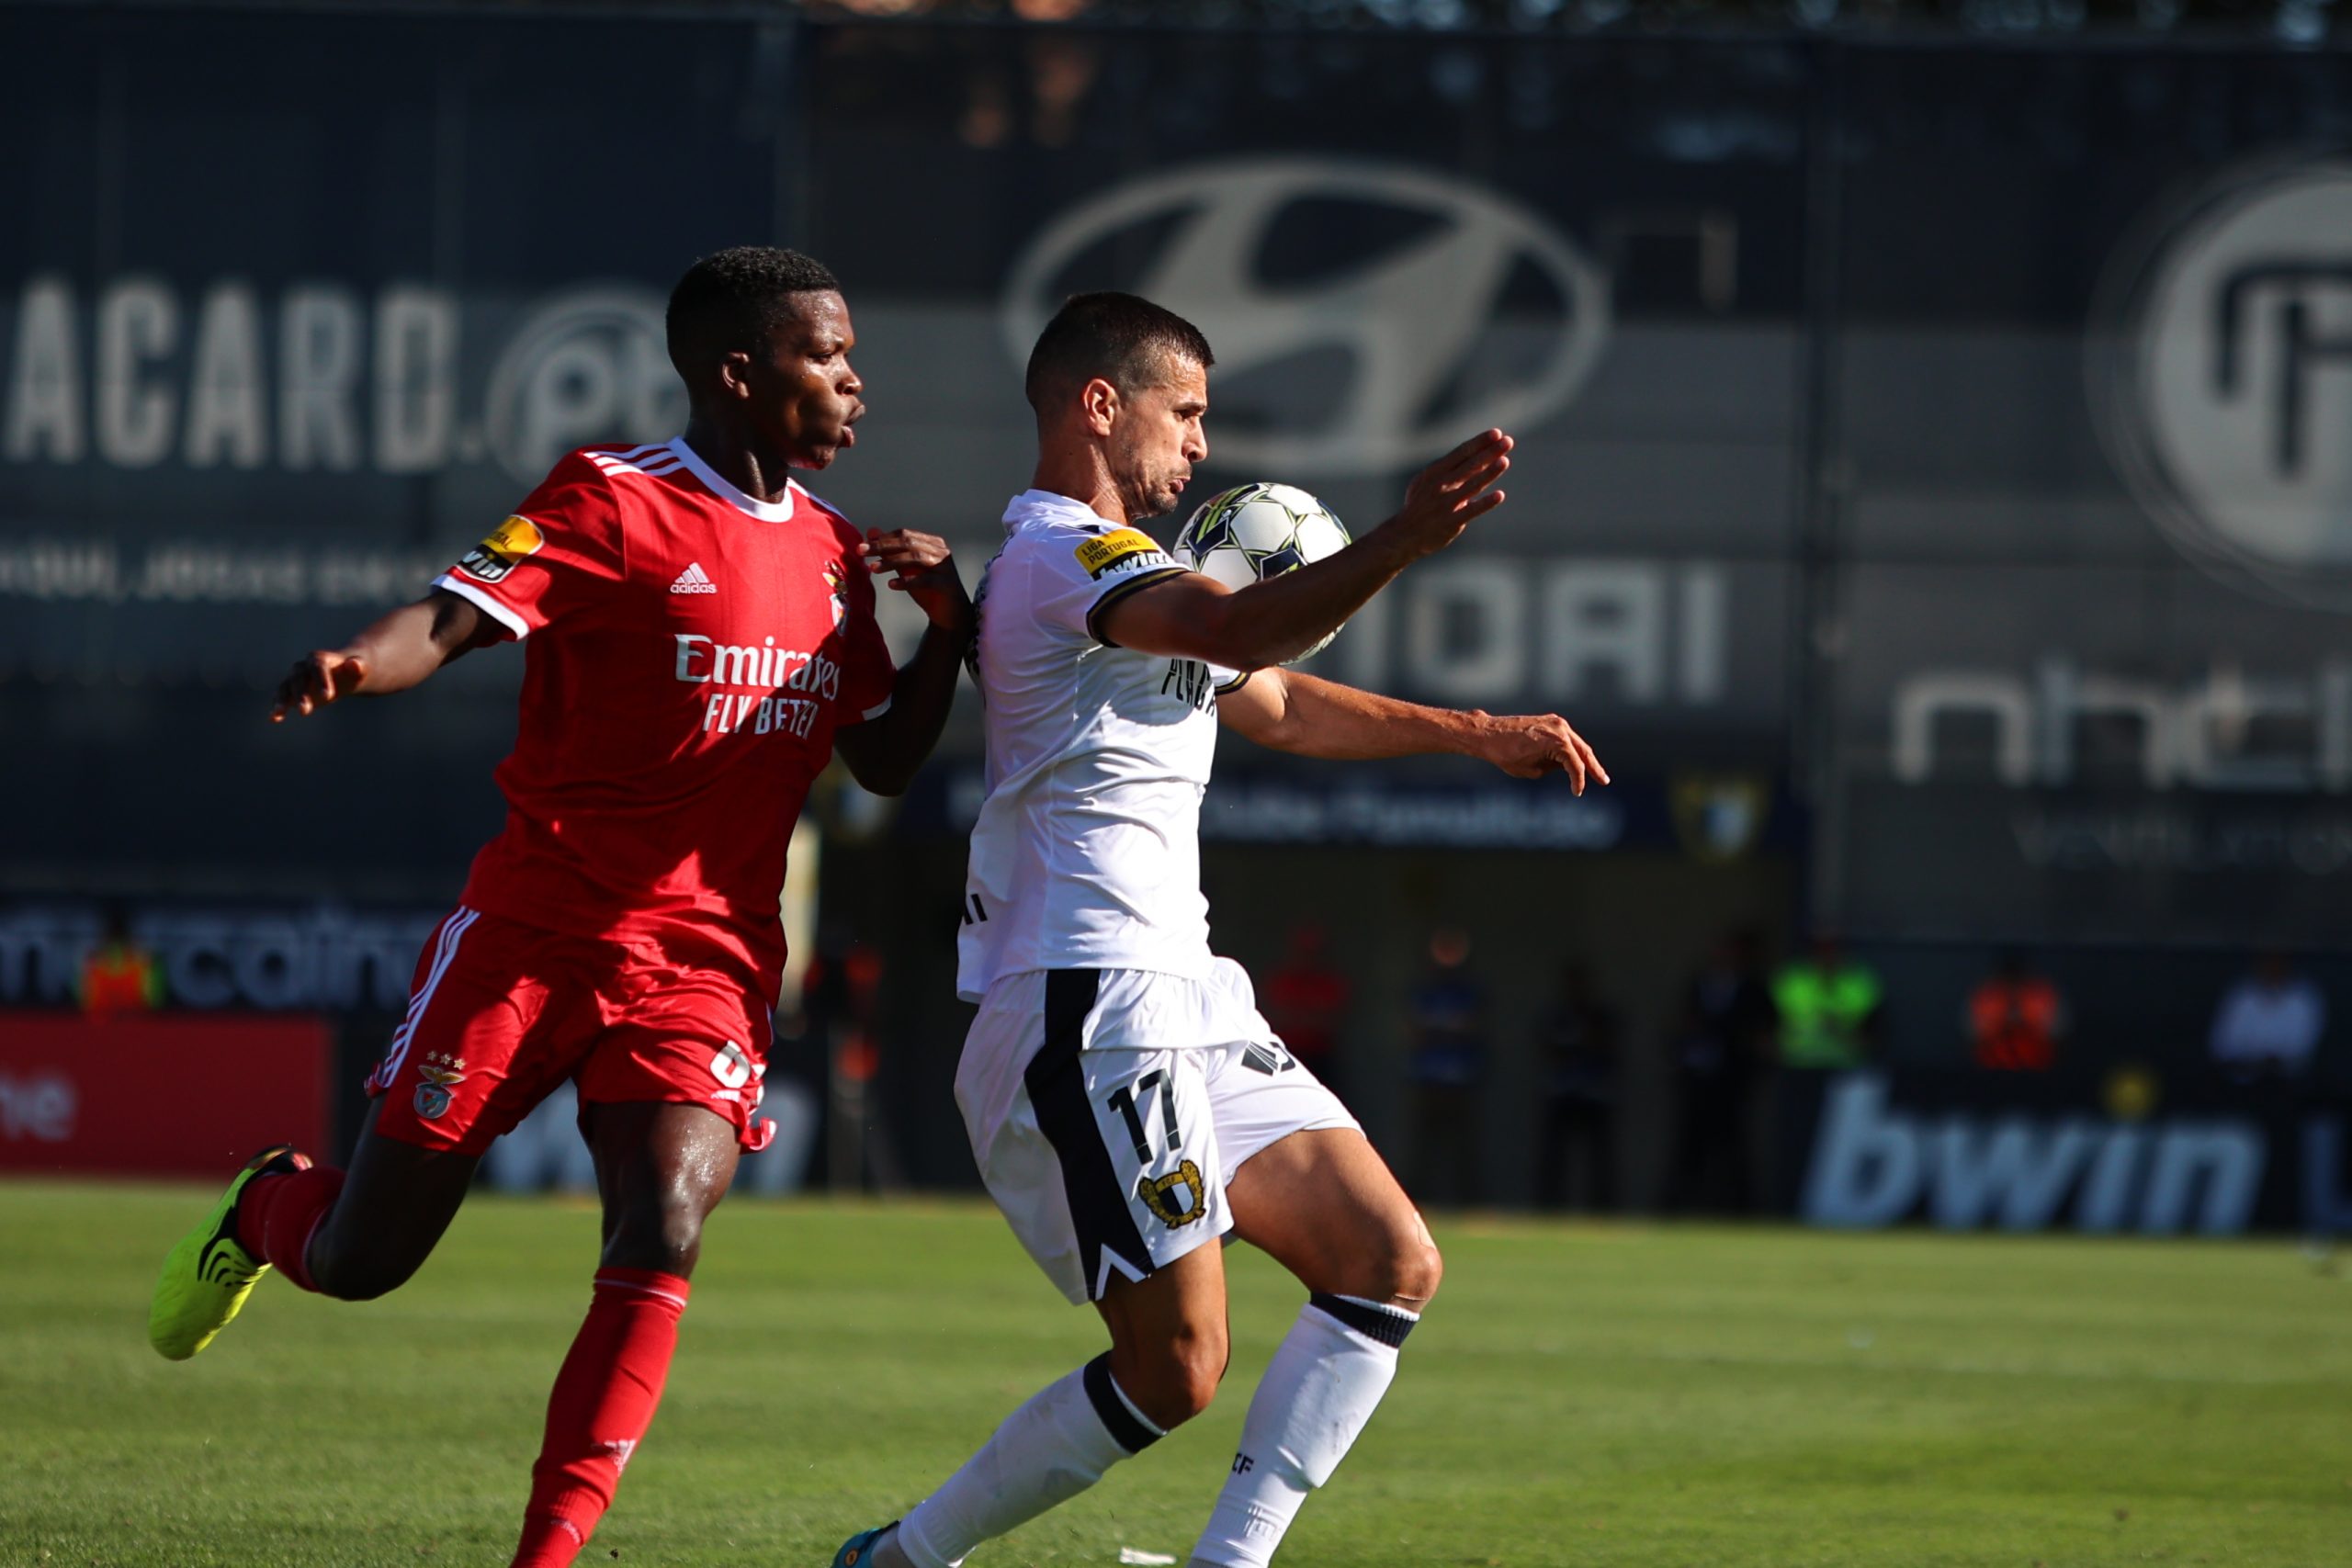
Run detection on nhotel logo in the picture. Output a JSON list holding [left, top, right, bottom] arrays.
[[1003, 158, 1610, 474], [2093, 155, 2352, 611]]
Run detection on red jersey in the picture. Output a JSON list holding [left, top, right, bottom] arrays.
[[431, 438, 894, 993]]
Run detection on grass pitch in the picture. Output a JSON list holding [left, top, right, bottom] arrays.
[[3, 1182, 2346, 1567]]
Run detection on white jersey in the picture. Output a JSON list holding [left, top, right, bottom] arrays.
[[956, 489, 1250, 1003]]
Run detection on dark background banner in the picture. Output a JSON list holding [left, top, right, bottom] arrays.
[[9, 8, 2352, 943]]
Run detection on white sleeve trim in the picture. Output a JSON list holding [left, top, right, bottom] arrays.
[[859, 695, 893, 723], [432, 572, 531, 639]]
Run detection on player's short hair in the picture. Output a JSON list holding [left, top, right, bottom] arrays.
[[1024, 292, 1215, 412], [666, 246, 842, 374]]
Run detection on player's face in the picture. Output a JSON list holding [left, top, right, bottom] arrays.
[[750, 290, 865, 469], [1108, 356, 1209, 521]]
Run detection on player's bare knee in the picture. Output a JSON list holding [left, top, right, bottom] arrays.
[[1335, 1224, 1442, 1311], [605, 1182, 711, 1276], [1155, 1343, 1226, 1427], [607, 1205, 704, 1276], [1393, 1233, 1443, 1310], [1114, 1325, 1227, 1428]]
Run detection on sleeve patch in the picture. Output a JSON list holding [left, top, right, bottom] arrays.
[[454, 514, 547, 584], [1074, 527, 1168, 580]]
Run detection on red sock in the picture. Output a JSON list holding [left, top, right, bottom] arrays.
[[233, 1166, 345, 1293], [511, 1268, 692, 1568]]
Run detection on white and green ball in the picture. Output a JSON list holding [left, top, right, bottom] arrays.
[[1172, 482, 1353, 662]]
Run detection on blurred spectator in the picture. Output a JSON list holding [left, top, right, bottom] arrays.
[[1263, 922, 1351, 1102], [2209, 952, 2324, 1083], [1968, 949, 2066, 1071], [78, 906, 163, 1020], [1668, 928, 1777, 1214], [1773, 933, 1881, 1069], [959, 29, 1102, 149], [1534, 960, 1617, 1212], [1408, 927, 1487, 1206], [806, 927, 906, 1191]]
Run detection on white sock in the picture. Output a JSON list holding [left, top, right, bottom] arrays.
[[895, 1354, 1165, 1568], [1188, 1293, 1419, 1568]]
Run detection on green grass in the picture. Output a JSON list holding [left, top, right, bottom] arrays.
[[4, 1183, 2347, 1567]]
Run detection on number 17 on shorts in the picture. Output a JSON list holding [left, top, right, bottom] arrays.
[[1011, 1043, 1229, 1304]]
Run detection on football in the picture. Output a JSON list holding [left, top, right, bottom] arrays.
[[1171, 482, 1353, 662]]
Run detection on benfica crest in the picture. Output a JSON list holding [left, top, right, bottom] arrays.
[[823, 561, 849, 629], [413, 1052, 469, 1121], [1670, 772, 1768, 864], [1136, 1159, 1208, 1228]]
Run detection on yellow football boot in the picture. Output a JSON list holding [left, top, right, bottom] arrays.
[[147, 1145, 309, 1360]]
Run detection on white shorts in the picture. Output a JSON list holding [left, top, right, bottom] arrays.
[[956, 965, 1360, 1304]]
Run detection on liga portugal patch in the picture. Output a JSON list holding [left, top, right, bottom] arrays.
[[455, 514, 546, 583], [1074, 527, 1163, 580]]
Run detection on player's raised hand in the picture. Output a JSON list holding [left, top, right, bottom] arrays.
[[270, 649, 368, 722], [1476, 712, 1608, 793], [1381, 428, 1514, 561], [857, 528, 975, 637]]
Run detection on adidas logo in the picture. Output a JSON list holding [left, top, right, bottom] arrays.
[[1240, 1042, 1295, 1076], [670, 562, 718, 595]]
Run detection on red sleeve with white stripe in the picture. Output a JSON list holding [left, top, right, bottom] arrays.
[[434, 451, 625, 639]]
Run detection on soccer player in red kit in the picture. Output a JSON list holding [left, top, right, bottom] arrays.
[[146, 247, 974, 1567]]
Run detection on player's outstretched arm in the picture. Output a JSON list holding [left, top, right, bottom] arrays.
[[1098, 429, 1513, 671], [832, 528, 976, 797], [1217, 666, 1608, 794], [269, 589, 496, 721]]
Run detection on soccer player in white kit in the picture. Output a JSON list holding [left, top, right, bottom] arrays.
[[833, 293, 1605, 1568]]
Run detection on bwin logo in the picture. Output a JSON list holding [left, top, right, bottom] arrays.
[[2093, 156, 2352, 612], [1802, 1076, 2264, 1235], [1002, 159, 1609, 474]]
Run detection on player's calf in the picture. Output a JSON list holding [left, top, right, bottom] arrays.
[[1187, 1293, 1422, 1568], [872, 1250, 1227, 1568], [304, 1223, 427, 1302], [874, 1352, 1169, 1568], [1193, 1130, 1439, 1568], [294, 1128, 481, 1300]]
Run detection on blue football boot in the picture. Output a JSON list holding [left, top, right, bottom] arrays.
[[831, 1523, 899, 1568]]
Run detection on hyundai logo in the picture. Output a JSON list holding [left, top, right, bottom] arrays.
[[2093, 156, 2352, 612], [1002, 158, 1609, 474]]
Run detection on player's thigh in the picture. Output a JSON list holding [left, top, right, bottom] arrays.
[[1226, 1122, 1442, 1309], [364, 908, 591, 1161], [583, 1100, 742, 1271], [322, 910, 585, 1290]]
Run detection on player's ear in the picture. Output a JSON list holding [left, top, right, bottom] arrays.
[[1080, 376, 1120, 436], [716, 350, 755, 402]]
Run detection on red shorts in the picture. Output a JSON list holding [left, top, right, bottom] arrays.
[[364, 907, 775, 1157]]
